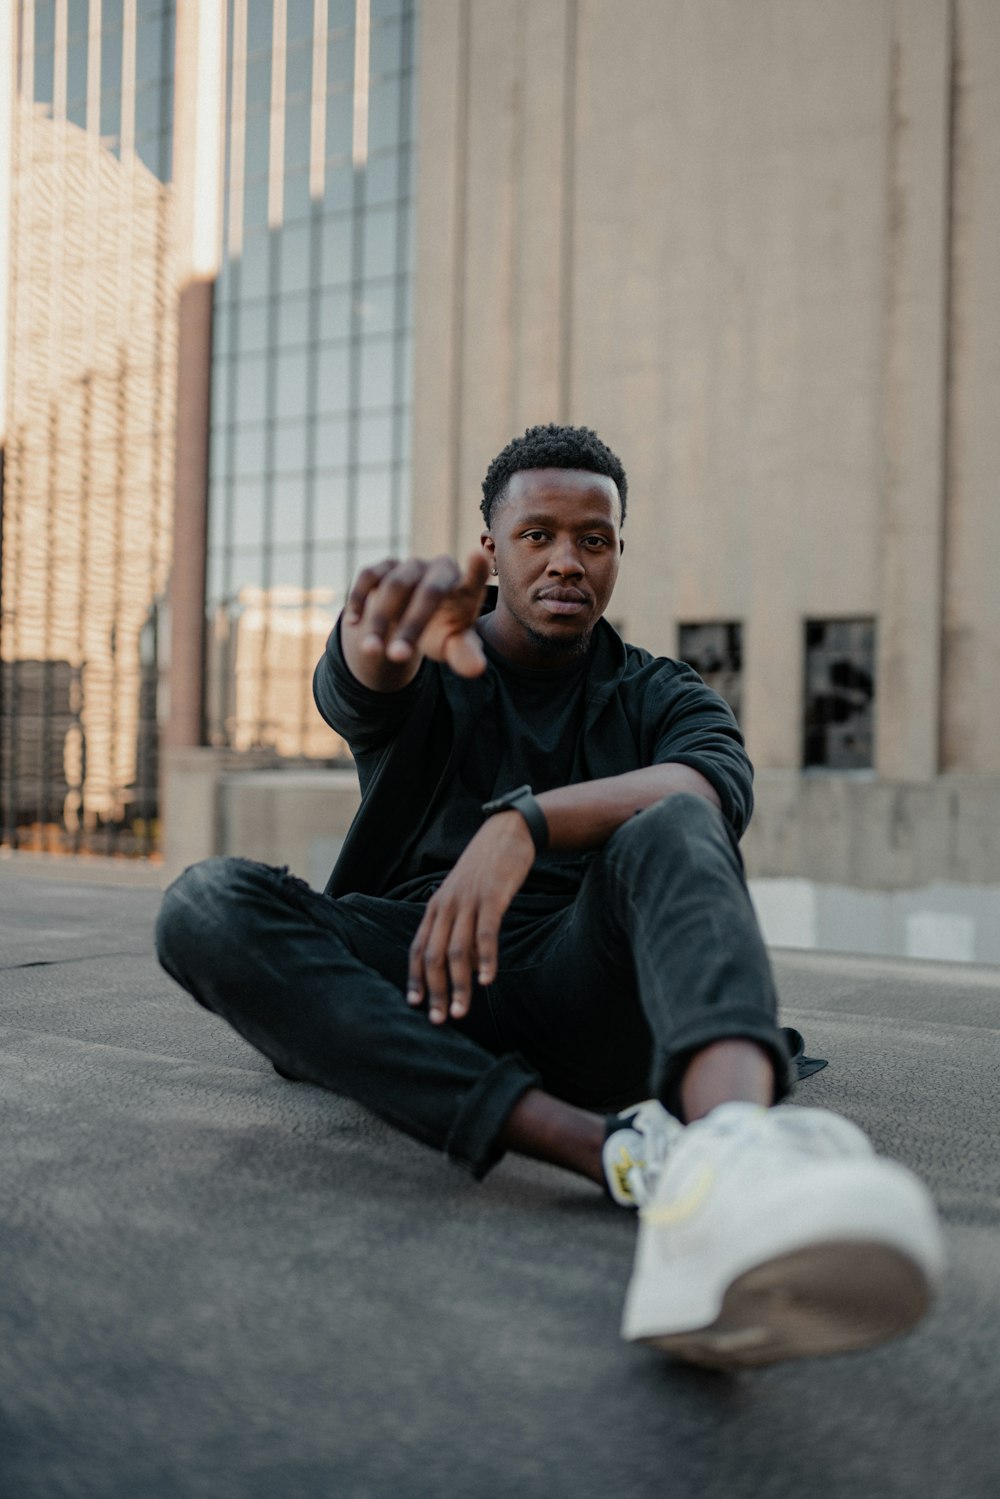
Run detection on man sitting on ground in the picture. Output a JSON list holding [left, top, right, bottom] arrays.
[[156, 423, 943, 1368]]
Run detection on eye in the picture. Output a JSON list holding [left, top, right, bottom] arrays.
[[583, 536, 609, 548], [522, 530, 549, 542]]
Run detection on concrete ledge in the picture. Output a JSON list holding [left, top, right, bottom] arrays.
[[219, 767, 361, 890], [744, 771, 1000, 888], [161, 749, 362, 886], [750, 876, 1000, 966]]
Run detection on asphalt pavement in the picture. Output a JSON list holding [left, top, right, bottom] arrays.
[[1, 857, 998, 1499]]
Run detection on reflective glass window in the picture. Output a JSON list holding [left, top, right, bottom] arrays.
[[365, 150, 404, 208], [66, 35, 89, 120], [319, 287, 352, 343], [242, 173, 270, 232], [327, 31, 354, 90], [271, 477, 309, 548], [275, 420, 310, 475], [234, 298, 270, 356], [359, 336, 394, 411], [358, 411, 393, 467], [244, 109, 271, 177], [313, 473, 349, 543], [285, 41, 313, 100], [368, 78, 402, 154], [323, 158, 354, 212], [287, 0, 316, 46], [315, 415, 349, 470], [246, 6, 273, 57], [362, 205, 398, 281], [137, 12, 166, 86], [321, 214, 352, 287], [233, 422, 268, 478], [325, 86, 353, 157], [211, 360, 231, 424], [234, 354, 270, 425], [285, 93, 312, 172], [239, 231, 271, 298], [232, 479, 268, 550], [205, 0, 417, 763], [267, 547, 310, 588], [284, 169, 313, 223], [357, 467, 393, 539], [276, 294, 312, 350], [35, 2, 55, 49], [371, 19, 404, 76], [279, 222, 313, 296], [317, 344, 350, 410], [357, 278, 397, 336], [275, 349, 311, 420]]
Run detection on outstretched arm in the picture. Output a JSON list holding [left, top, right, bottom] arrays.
[[406, 763, 720, 1025], [339, 550, 491, 693]]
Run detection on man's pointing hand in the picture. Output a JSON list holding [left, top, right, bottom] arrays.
[[342, 550, 490, 688]]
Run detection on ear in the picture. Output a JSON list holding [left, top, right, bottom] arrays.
[[619, 537, 625, 555], [480, 531, 496, 565]]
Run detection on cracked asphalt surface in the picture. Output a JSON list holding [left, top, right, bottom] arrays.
[[1, 859, 998, 1498]]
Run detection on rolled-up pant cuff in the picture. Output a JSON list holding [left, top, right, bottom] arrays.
[[657, 1016, 795, 1120], [444, 1053, 541, 1180]]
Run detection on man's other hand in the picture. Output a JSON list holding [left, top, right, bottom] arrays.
[[341, 550, 490, 692], [406, 813, 535, 1025]]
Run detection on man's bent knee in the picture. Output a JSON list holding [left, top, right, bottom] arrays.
[[155, 856, 266, 973], [610, 790, 726, 852]]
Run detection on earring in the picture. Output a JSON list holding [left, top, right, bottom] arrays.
[[491, 567, 498, 575]]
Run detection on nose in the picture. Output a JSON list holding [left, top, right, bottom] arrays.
[[547, 541, 584, 577]]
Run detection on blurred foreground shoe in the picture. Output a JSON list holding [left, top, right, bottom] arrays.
[[603, 1100, 684, 1208], [621, 1102, 945, 1367]]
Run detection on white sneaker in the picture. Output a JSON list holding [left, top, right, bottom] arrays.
[[621, 1102, 945, 1367], [602, 1100, 685, 1209]]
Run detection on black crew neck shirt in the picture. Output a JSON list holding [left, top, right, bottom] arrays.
[[384, 633, 596, 910]]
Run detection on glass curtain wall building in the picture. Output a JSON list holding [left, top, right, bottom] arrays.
[[0, 0, 177, 856], [206, 0, 417, 759], [0, 0, 417, 853]]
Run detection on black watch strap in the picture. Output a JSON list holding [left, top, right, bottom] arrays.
[[481, 783, 549, 856]]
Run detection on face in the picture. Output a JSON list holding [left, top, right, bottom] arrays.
[[480, 468, 624, 666]]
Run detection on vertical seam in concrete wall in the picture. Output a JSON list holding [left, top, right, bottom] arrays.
[[558, 0, 577, 423], [878, 10, 899, 779], [448, 1, 471, 547], [509, 0, 526, 434], [938, 0, 958, 771]]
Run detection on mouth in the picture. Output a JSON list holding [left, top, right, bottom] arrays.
[[536, 590, 590, 617]]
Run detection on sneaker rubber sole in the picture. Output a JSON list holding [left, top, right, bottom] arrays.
[[634, 1238, 933, 1368], [622, 1151, 945, 1368]]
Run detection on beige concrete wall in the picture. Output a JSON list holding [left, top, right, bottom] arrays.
[[411, 0, 1000, 807], [941, 0, 1000, 772]]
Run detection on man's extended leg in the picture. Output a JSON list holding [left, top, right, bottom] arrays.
[[155, 857, 542, 1178]]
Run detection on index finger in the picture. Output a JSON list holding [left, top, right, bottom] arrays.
[[344, 559, 398, 624]]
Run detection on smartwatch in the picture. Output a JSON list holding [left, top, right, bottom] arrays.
[[481, 783, 549, 856]]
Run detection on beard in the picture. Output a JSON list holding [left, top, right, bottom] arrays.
[[520, 618, 594, 659]]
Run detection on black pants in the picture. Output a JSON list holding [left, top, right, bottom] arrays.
[[156, 793, 791, 1178]]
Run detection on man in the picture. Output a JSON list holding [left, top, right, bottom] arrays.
[[157, 423, 944, 1368]]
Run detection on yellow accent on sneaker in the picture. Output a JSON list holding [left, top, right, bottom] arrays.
[[641, 1164, 715, 1227], [611, 1145, 641, 1203]]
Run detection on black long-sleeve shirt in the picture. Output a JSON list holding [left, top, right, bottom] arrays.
[[314, 590, 753, 905]]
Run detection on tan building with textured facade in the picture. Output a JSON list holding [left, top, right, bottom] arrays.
[[407, 0, 1000, 956]]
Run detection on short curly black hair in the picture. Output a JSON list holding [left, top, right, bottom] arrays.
[[480, 423, 627, 530]]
